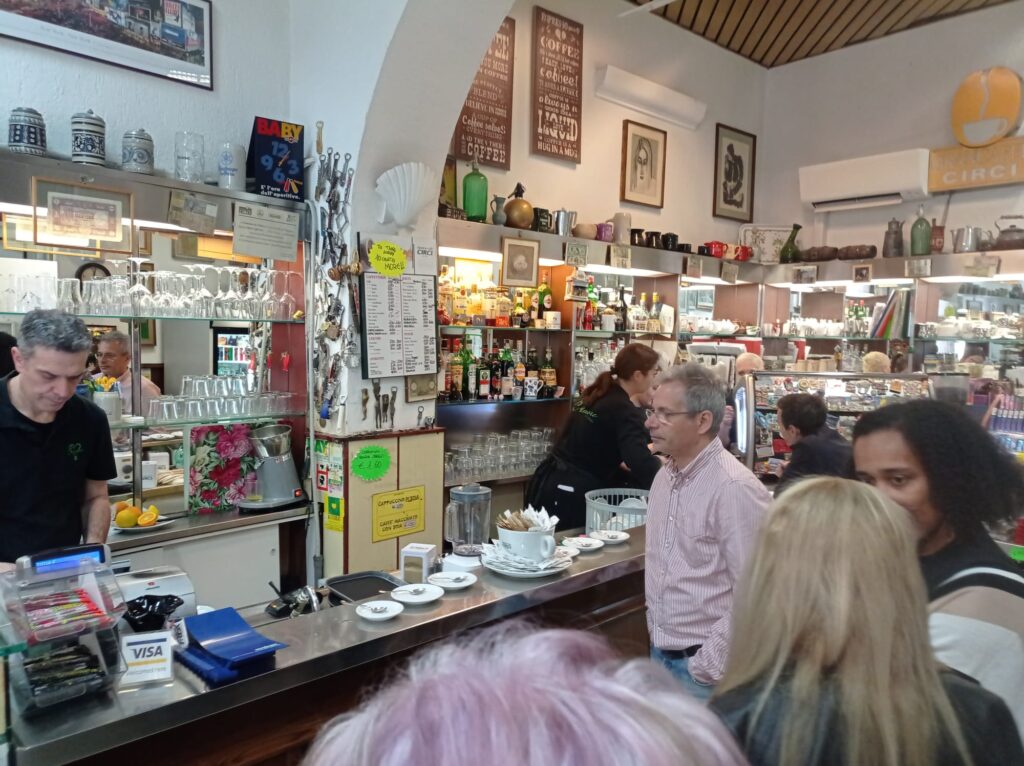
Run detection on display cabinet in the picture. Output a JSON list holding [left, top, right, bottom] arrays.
[[736, 370, 932, 475]]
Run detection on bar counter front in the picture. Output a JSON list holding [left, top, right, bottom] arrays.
[[13, 530, 647, 766]]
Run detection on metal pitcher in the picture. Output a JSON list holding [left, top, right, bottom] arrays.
[[553, 209, 576, 236], [882, 218, 904, 258]]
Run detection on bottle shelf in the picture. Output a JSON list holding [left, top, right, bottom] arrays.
[[437, 397, 569, 408], [0, 311, 303, 324], [108, 411, 304, 430], [771, 335, 901, 342], [916, 336, 1024, 344], [576, 329, 674, 338], [439, 324, 571, 334]]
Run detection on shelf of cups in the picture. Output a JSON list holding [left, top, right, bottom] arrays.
[[444, 472, 535, 488], [915, 336, 1024, 344], [577, 329, 674, 339], [110, 411, 305, 430], [0, 311, 303, 324], [772, 335, 897, 342]]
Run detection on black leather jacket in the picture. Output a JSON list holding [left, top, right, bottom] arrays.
[[710, 671, 1024, 765]]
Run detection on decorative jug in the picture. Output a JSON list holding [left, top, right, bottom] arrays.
[[490, 195, 507, 226], [882, 218, 905, 258]]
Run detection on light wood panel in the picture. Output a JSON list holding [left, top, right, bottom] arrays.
[[627, 0, 1017, 67], [345, 436, 399, 572], [396, 431, 444, 551]]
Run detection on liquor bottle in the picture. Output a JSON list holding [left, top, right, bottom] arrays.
[[618, 286, 629, 332], [514, 341, 527, 385], [449, 338, 464, 400], [490, 346, 503, 399], [438, 340, 451, 402], [453, 287, 468, 324], [467, 284, 484, 321], [477, 352, 490, 399], [910, 204, 931, 256], [648, 291, 663, 333], [496, 290, 512, 327], [526, 344, 539, 377], [536, 275, 552, 322], [541, 346, 557, 392], [500, 342, 515, 400], [459, 341, 476, 401]]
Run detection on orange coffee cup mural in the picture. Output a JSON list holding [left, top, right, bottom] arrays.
[[951, 66, 1022, 148]]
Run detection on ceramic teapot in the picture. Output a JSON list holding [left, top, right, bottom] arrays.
[[994, 215, 1024, 250], [882, 218, 904, 258]]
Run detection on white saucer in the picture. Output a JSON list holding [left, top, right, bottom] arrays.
[[562, 536, 604, 552], [389, 583, 445, 605], [590, 530, 630, 544], [481, 557, 572, 579], [111, 518, 176, 534], [356, 600, 404, 621], [427, 572, 478, 591], [559, 545, 580, 558]]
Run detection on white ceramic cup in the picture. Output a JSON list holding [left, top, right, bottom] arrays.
[[611, 212, 632, 245], [217, 142, 246, 190], [545, 311, 561, 329], [523, 377, 542, 399], [93, 391, 122, 423], [497, 528, 556, 562]]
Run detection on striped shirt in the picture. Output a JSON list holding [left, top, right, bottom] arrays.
[[646, 437, 770, 683]]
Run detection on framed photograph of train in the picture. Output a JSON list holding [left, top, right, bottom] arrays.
[[0, 0, 214, 90]]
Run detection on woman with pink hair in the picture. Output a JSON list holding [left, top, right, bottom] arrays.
[[304, 621, 747, 766]]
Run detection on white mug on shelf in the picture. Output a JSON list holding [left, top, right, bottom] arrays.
[[497, 527, 556, 562]]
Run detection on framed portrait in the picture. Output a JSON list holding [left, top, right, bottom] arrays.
[[32, 177, 134, 255], [620, 120, 666, 208], [713, 123, 756, 223], [0, 0, 213, 90], [852, 264, 872, 283], [792, 265, 818, 285], [500, 237, 540, 288], [440, 154, 457, 209]]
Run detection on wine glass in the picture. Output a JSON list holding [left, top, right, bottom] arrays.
[[273, 270, 297, 321], [126, 256, 154, 316]]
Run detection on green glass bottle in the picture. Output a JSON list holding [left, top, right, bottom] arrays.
[[779, 223, 802, 264], [910, 204, 931, 256], [462, 154, 488, 222]]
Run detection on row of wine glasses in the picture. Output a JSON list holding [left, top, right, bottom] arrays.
[[55, 262, 300, 320]]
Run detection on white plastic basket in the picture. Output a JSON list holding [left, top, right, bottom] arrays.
[[584, 488, 649, 535]]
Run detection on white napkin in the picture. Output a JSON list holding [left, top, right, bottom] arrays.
[[517, 504, 559, 532], [481, 543, 571, 570]]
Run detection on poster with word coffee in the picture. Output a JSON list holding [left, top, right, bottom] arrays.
[[453, 16, 515, 170], [531, 6, 582, 163]]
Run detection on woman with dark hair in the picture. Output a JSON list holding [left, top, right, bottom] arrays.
[[852, 399, 1024, 734], [526, 343, 663, 530]]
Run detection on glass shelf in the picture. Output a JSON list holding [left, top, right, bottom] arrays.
[[769, 335, 900, 342], [444, 472, 535, 488], [109, 410, 305, 430], [0, 311, 303, 324], [576, 329, 673, 338], [437, 397, 569, 408], [439, 325, 571, 334], [916, 336, 1024, 344]]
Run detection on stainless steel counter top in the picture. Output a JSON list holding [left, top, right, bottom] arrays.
[[13, 529, 646, 766], [107, 507, 310, 552]]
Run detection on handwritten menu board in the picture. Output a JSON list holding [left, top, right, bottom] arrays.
[[453, 16, 516, 170], [361, 273, 438, 379], [531, 6, 583, 164]]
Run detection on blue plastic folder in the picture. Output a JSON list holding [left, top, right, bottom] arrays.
[[174, 607, 287, 685]]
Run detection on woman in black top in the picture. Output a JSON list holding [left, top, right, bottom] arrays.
[[525, 343, 662, 530]]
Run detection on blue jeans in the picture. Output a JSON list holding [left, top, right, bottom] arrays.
[[650, 646, 716, 701]]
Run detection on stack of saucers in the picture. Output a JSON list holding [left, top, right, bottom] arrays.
[[480, 543, 573, 580]]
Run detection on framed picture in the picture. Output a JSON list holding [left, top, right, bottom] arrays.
[[792, 265, 818, 285], [139, 318, 157, 347], [440, 154, 457, 208], [620, 120, 666, 208], [713, 123, 756, 223], [852, 264, 872, 283], [500, 237, 540, 288], [0, 0, 214, 90]]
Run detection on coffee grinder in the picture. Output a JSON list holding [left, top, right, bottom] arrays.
[[237, 425, 307, 513]]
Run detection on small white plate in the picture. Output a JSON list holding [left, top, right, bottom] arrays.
[[559, 544, 580, 558], [389, 583, 445, 605], [427, 572, 478, 591], [356, 600, 405, 621], [111, 518, 176, 534], [562, 536, 604, 552], [481, 557, 572, 579], [590, 530, 630, 544]]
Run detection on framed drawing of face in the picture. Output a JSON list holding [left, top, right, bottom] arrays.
[[621, 120, 666, 208], [713, 123, 756, 223], [500, 237, 540, 288]]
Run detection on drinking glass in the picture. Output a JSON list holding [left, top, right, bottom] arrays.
[[229, 377, 248, 396], [222, 397, 242, 417], [239, 396, 255, 416], [203, 399, 222, 419], [255, 393, 274, 415], [127, 256, 154, 316], [213, 377, 231, 398], [275, 392, 294, 414], [157, 398, 182, 423], [57, 278, 82, 313], [184, 398, 204, 420], [193, 376, 214, 399], [175, 131, 205, 183]]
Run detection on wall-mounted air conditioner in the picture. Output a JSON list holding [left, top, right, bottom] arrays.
[[798, 149, 931, 213]]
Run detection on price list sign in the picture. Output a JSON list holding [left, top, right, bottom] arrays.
[[453, 17, 516, 170], [531, 6, 583, 164], [361, 273, 438, 380]]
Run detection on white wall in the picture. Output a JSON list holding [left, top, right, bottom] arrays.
[[760, 1, 1024, 248], [464, 0, 767, 243], [0, 0, 290, 176]]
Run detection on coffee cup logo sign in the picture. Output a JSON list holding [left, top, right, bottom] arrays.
[[951, 67, 1022, 148]]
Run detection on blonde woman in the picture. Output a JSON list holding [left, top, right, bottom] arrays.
[[710, 477, 1022, 766]]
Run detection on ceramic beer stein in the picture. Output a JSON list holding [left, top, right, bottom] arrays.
[[122, 128, 154, 174], [8, 107, 46, 156], [71, 110, 106, 165]]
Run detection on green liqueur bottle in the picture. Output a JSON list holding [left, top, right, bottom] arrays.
[[910, 204, 931, 256], [779, 224, 802, 264], [462, 154, 488, 222]]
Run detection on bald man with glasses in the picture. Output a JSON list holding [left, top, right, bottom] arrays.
[[644, 363, 770, 699]]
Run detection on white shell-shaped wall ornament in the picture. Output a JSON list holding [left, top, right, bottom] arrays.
[[375, 161, 439, 228]]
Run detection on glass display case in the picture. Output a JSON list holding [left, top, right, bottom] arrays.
[[736, 370, 932, 476]]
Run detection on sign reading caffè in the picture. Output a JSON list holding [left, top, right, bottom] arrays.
[[929, 66, 1023, 193]]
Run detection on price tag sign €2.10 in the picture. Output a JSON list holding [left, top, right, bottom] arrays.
[[351, 445, 391, 482], [369, 240, 408, 277]]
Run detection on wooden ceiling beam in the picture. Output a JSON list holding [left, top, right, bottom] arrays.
[[716, 0, 751, 45], [706, 0, 739, 38], [770, 0, 840, 66], [755, 0, 815, 66], [829, 0, 894, 49], [808, 0, 873, 57], [740, 0, 788, 58], [694, 0, 722, 35], [681, 0, 703, 27]]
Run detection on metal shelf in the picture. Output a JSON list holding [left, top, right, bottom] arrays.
[[916, 336, 1024, 344], [439, 325, 570, 334], [109, 411, 304, 429], [437, 397, 569, 408], [0, 311, 302, 324]]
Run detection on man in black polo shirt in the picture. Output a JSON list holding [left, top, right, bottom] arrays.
[[0, 310, 116, 568]]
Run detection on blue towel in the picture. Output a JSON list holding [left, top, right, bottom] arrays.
[[184, 607, 287, 668]]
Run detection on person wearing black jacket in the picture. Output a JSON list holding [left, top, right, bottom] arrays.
[[773, 393, 850, 496], [526, 343, 662, 530]]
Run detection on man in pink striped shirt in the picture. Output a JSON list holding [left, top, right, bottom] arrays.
[[644, 363, 770, 699]]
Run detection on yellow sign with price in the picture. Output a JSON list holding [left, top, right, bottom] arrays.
[[371, 485, 426, 542]]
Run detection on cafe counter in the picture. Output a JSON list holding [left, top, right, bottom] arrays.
[[13, 529, 648, 766]]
